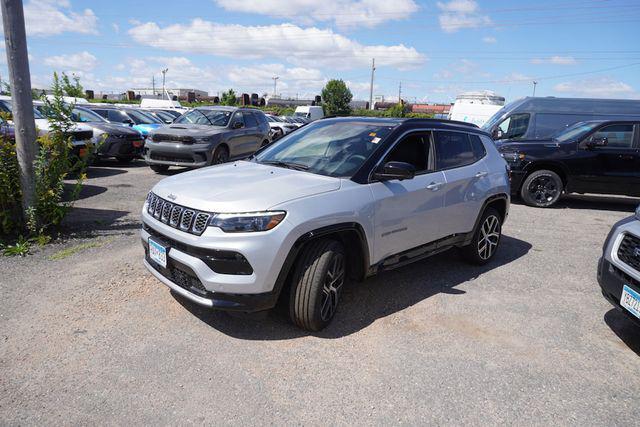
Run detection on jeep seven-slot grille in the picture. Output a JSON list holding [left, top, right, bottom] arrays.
[[146, 193, 211, 236], [618, 233, 640, 272]]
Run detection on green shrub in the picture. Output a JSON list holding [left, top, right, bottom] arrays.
[[0, 72, 96, 250]]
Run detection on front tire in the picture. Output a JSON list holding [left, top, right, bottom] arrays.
[[289, 239, 346, 331], [461, 207, 502, 265], [149, 164, 169, 173], [211, 145, 230, 165], [520, 169, 563, 207]]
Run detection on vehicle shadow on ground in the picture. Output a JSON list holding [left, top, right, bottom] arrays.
[[63, 183, 108, 201], [604, 309, 640, 356], [61, 207, 138, 235], [513, 194, 639, 213], [176, 234, 532, 340]]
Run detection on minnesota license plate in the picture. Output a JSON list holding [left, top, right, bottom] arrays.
[[148, 238, 168, 268], [620, 285, 640, 320]]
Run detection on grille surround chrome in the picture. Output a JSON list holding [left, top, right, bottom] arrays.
[[146, 193, 212, 236]]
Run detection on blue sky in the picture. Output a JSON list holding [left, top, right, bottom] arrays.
[[1, 0, 639, 103]]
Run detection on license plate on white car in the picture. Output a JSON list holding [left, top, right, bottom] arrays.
[[149, 238, 168, 268], [621, 285, 640, 320]]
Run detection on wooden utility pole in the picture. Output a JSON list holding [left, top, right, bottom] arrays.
[[1, 0, 37, 216]]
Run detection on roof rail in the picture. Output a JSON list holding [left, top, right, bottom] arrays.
[[403, 117, 479, 128]]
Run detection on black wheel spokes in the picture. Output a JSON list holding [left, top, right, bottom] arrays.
[[528, 176, 558, 203], [477, 215, 500, 260], [320, 254, 345, 321]]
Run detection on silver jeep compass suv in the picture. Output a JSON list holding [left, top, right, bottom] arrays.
[[142, 118, 510, 331]]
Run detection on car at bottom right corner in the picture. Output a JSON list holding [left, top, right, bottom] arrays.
[[598, 205, 640, 326]]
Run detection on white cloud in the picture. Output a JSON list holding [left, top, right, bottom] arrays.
[[213, 0, 418, 28], [482, 36, 496, 43], [531, 56, 577, 65], [128, 20, 425, 70], [112, 23, 120, 34], [0, 0, 98, 36], [437, 0, 491, 33], [227, 63, 325, 97], [44, 51, 98, 71], [553, 77, 638, 98]]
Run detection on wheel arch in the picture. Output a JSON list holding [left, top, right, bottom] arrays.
[[522, 161, 569, 187], [272, 222, 371, 306], [464, 193, 509, 246]]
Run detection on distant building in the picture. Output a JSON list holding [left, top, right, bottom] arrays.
[[132, 88, 208, 99]]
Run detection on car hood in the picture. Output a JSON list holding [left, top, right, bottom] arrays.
[[88, 122, 141, 136], [151, 161, 342, 213], [150, 124, 228, 138], [496, 138, 557, 151]]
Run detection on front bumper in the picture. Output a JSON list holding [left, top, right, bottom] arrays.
[[598, 216, 640, 326], [98, 136, 144, 158], [508, 170, 526, 195], [140, 209, 296, 311], [144, 140, 213, 168]]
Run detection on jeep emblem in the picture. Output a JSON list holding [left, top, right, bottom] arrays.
[[167, 194, 177, 201]]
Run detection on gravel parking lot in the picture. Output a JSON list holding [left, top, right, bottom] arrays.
[[1, 159, 639, 425]]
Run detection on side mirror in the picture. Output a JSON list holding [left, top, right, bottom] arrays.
[[373, 161, 416, 181], [122, 119, 134, 126], [586, 136, 608, 148], [492, 128, 504, 140], [232, 121, 244, 129]]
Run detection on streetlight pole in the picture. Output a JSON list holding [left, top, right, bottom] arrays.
[[272, 76, 279, 97], [532, 80, 538, 97], [369, 58, 376, 110], [161, 68, 168, 100], [1, 0, 37, 217]]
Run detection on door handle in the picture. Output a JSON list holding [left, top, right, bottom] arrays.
[[426, 182, 443, 191], [475, 171, 489, 178]]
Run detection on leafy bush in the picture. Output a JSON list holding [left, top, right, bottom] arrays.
[[0, 72, 96, 250]]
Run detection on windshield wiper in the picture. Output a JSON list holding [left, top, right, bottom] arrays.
[[260, 160, 309, 171], [194, 109, 215, 126]]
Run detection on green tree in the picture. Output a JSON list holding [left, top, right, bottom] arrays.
[[385, 102, 408, 118], [61, 72, 85, 98], [220, 89, 237, 106], [321, 79, 353, 116]]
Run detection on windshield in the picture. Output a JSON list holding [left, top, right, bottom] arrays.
[[481, 106, 508, 131], [175, 109, 232, 126], [3, 101, 45, 119], [72, 108, 106, 123], [254, 120, 395, 178], [126, 109, 161, 124], [294, 112, 307, 118], [554, 122, 601, 142]]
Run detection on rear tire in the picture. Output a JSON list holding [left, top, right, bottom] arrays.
[[461, 207, 502, 265], [520, 169, 563, 207], [211, 145, 230, 165], [116, 156, 133, 163], [150, 164, 169, 173], [289, 239, 346, 331]]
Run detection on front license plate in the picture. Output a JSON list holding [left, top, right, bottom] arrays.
[[149, 238, 168, 268], [620, 285, 640, 319]]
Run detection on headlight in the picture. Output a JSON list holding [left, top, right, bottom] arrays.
[[636, 204, 640, 221], [501, 152, 525, 163], [209, 211, 286, 233]]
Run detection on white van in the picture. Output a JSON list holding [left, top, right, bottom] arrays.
[[449, 91, 505, 127], [294, 105, 324, 121]]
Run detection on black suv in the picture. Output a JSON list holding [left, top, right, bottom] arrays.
[[143, 106, 271, 173], [498, 120, 640, 207]]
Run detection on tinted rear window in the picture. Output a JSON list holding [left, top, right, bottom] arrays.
[[434, 131, 480, 170]]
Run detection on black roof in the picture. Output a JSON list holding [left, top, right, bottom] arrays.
[[319, 116, 487, 135]]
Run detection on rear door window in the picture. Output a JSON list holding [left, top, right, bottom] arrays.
[[590, 124, 635, 149], [434, 131, 479, 170], [107, 110, 128, 123], [243, 112, 258, 128]]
